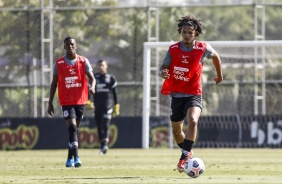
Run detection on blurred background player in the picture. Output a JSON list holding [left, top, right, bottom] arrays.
[[93, 59, 119, 155], [159, 16, 223, 173], [47, 36, 95, 167]]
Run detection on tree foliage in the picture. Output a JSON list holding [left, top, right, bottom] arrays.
[[0, 2, 281, 116]]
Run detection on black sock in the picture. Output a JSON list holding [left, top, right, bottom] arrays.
[[67, 147, 72, 159], [101, 140, 106, 149], [177, 142, 184, 149], [68, 125, 78, 158], [180, 139, 194, 160]]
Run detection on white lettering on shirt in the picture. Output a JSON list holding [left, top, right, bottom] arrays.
[[65, 76, 82, 89], [173, 66, 189, 81]]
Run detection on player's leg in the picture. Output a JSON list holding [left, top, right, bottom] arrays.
[[177, 96, 202, 172], [170, 97, 186, 149], [62, 106, 77, 167], [183, 95, 202, 151], [72, 105, 84, 167], [185, 106, 201, 141], [95, 110, 105, 154], [66, 118, 79, 167], [172, 120, 189, 172], [180, 106, 201, 160], [100, 110, 111, 154], [171, 121, 185, 148], [170, 97, 189, 172]]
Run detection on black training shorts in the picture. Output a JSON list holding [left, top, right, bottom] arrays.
[[170, 95, 202, 122], [61, 105, 84, 121]]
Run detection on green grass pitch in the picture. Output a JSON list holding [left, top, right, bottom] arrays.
[[0, 148, 282, 184]]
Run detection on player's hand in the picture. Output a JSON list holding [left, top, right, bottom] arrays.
[[159, 69, 170, 79], [88, 86, 95, 95], [47, 103, 54, 117], [214, 76, 223, 84], [112, 104, 120, 117]]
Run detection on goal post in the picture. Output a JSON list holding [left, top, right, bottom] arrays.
[[142, 41, 174, 149], [142, 40, 282, 149]]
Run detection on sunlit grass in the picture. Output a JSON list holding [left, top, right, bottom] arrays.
[[0, 148, 282, 184]]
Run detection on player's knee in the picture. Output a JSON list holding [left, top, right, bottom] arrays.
[[189, 119, 198, 129]]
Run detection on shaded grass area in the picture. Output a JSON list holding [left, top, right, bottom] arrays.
[[0, 148, 282, 184]]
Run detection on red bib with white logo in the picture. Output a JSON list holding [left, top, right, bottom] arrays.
[[56, 55, 88, 105], [161, 41, 207, 95]]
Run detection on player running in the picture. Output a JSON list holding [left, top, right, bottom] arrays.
[[159, 15, 223, 172]]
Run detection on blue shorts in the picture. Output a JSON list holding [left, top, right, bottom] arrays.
[[170, 95, 202, 122]]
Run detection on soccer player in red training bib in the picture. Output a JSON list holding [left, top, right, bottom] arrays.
[[159, 16, 223, 173], [47, 37, 96, 168]]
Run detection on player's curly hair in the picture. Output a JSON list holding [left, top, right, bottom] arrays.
[[177, 16, 203, 37]]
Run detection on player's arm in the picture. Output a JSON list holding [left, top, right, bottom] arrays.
[[111, 76, 119, 117], [112, 86, 118, 105], [87, 72, 95, 95], [211, 51, 223, 84], [48, 75, 58, 116], [85, 58, 96, 95], [159, 50, 171, 79]]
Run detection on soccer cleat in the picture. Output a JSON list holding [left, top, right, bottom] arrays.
[[66, 159, 74, 167], [100, 145, 108, 155], [102, 145, 108, 154], [74, 157, 82, 168], [177, 160, 186, 173], [177, 150, 193, 173]]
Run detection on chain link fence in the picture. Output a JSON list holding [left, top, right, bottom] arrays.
[[0, 0, 281, 117]]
